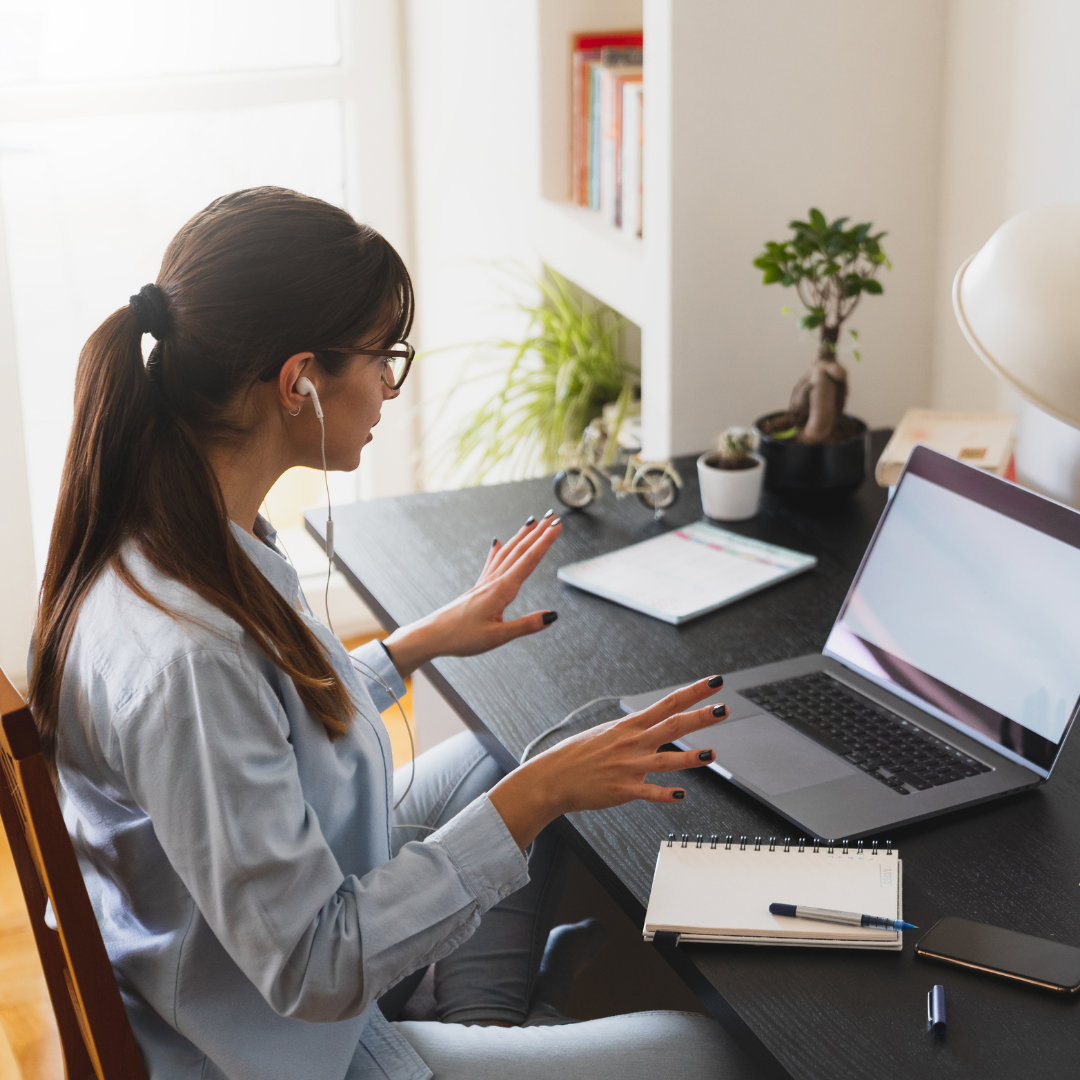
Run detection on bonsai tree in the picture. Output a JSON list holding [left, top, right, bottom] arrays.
[[753, 209, 890, 444]]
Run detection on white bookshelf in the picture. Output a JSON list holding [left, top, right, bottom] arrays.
[[534, 0, 652, 438], [534, 199, 645, 325], [531, 0, 947, 461]]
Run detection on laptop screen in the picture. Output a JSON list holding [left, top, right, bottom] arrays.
[[823, 446, 1080, 777]]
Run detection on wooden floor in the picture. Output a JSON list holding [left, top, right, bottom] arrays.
[[0, 639, 412, 1079], [0, 834, 58, 1080]]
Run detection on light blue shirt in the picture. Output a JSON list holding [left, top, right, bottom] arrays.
[[55, 518, 529, 1080]]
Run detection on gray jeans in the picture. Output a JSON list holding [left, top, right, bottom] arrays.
[[380, 732, 759, 1079], [381, 730, 561, 1024], [395, 1010, 755, 1080]]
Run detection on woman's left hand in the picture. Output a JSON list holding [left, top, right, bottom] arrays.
[[381, 512, 563, 677]]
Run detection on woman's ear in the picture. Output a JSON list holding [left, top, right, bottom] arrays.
[[278, 352, 317, 415]]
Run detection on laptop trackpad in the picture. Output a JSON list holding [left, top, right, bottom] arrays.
[[712, 714, 855, 795]]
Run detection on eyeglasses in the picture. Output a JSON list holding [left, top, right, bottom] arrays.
[[346, 341, 415, 390], [259, 341, 415, 389]]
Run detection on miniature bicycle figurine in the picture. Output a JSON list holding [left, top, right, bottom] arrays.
[[553, 418, 682, 513]]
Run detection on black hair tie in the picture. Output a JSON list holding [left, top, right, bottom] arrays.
[[129, 283, 173, 341]]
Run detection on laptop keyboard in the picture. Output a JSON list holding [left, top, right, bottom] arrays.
[[741, 670, 991, 796]]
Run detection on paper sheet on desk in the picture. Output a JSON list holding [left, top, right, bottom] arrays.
[[556, 521, 817, 624]]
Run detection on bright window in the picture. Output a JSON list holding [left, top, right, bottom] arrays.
[[1, 0, 341, 84], [2, 102, 346, 569], [0, 0, 403, 580]]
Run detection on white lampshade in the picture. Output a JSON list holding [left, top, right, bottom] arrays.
[[953, 204, 1080, 429]]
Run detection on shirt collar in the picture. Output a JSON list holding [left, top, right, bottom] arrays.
[[228, 515, 301, 605]]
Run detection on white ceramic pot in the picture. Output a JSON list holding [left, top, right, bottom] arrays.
[[697, 452, 765, 521]]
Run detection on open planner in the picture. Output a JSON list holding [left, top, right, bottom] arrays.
[[643, 834, 904, 950], [556, 521, 817, 624]]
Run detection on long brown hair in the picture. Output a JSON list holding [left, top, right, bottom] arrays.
[[30, 187, 414, 764]]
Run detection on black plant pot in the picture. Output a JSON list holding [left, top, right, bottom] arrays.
[[753, 412, 869, 505]]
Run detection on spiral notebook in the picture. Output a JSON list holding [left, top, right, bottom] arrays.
[[643, 834, 904, 950]]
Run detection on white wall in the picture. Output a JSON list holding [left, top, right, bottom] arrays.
[[931, 0, 1023, 412], [0, 202, 37, 691], [932, 0, 1080, 503], [658, 0, 948, 455], [404, 0, 546, 491], [400, 0, 549, 741]]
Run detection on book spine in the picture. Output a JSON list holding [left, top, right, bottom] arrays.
[[620, 82, 643, 237], [599, 67, 617, 222], [589, 63, 603, 210], [610, 73, 641, 227], [570, 49, 592, 206]]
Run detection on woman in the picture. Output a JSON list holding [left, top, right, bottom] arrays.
[[30, 187, 748, 1079]]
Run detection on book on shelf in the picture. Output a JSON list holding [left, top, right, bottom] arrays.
[[875, 408, 1018, 487], [599, 65, 642, 225], [588, 60, 604, 209], [571, 31, 643, 205], [570, 31, 643, 215], [643, 834, 904, 950], [620, 81, 643, 237]]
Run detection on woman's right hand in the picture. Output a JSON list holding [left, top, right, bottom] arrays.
[[488, 677, 727, 850]]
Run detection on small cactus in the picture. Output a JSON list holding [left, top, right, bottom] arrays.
[[716, 427, 758, 466]]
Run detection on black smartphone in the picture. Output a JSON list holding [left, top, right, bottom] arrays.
[[915, 916, 1080, 994]]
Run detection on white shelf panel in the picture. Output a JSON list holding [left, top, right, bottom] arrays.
[[534, 198, 646, 327]]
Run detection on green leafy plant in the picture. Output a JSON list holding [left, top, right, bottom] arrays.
[[451, 266, 638, 482], [753, 208, 890, 444]]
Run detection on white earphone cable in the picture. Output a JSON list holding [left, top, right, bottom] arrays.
[[308, 401, 416, 807], [519, 695, 623, 762], [348, 653, 417, 809], [317, 413, 336, 635], [306, 386, 419, 810]]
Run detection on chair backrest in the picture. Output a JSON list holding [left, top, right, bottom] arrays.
[[0, 666, 147, 1080]]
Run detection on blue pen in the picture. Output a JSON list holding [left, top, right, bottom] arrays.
[[769, 902, 916, 931]]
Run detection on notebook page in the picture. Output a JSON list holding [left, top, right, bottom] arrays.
[[644, 843, 899, 942]]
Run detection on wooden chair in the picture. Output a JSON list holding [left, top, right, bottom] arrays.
[[0, 666, 147, 1079]]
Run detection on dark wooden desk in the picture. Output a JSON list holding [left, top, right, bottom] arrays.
[[307, 441, 1080, 1080]]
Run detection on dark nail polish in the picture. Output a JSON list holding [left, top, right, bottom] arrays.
[[672, 790, 685, 800], [491, 537, 499, 548], [707, 675, 724, 689], [712, 704, 727, 719], [542, 610, 558, 625], [542, 508, 554, 519], [698, 750, 714, 762], [524, 515, 536, 526]]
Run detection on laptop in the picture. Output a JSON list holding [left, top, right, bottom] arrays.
[[620, 445, 1080, 839]]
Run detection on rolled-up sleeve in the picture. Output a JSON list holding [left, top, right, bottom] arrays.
[[115, 647, 528, 1023]]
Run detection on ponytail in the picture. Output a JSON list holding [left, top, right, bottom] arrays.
[[32, 306, 158, 764], [30, 187, 410, 768]]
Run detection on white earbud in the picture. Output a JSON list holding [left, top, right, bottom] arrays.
[[295, 376, 324, 420], [295, 374, 333, 561]]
